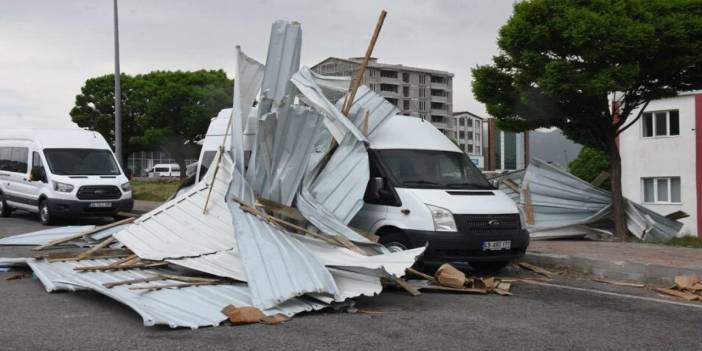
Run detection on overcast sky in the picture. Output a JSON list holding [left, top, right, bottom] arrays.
[[0, 0, 514, 128]]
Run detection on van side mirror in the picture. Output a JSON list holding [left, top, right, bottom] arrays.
[[367, 177, 385, 200], [30, 166, 47, 183]]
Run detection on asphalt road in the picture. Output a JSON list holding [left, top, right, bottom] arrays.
[[1, 214, 701, 351]]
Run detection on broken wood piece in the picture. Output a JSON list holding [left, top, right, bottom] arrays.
[[518, 262, 555, 278], [406, 267, 435, 282], [221, 305, 266, 325], [105, 254, 139, 268], [674, 275, 700, 290], [496, 282, 512, 292], [44, 249, 133, 263], [256, 197, 306, 222], [435, 263, 465, 289], [492, 288, 512, 296], [501, 179, 520, 193], [522, 185, 535, 225], [76, 236, 117, 260], [33, 217, 135, 251], [478, 277, 497, 290], [362, 110, 370, 137], [103, 275, 168, 288], [654, 287, 700, 301], [590, 171, 610, 187], [4, 272, 28, 281], [389, 277, 421, 296], [417, 284, 488, 294], [259, 313, 291, 325], [74, 261, 167, 272], [128, 281, 220, 291], [592, 278, 645, 288]]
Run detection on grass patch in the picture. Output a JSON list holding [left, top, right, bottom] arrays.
[[130, 179, 180, 202], [665, 236, 702, 249]]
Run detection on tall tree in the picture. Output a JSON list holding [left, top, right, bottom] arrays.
[[71, 70, 233, 178], [472, 0, 702, 238]]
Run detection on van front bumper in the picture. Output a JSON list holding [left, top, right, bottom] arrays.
[[404, 228, 530, 265], [47, 198, 134, 218]]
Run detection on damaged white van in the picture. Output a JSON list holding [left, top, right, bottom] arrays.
[[350, 116, 529, 271], [0, 129, 133, 225]]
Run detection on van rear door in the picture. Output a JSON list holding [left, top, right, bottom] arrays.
[[0, 145, 35, 210]]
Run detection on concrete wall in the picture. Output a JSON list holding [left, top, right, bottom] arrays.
[[619, 94, 697, 236]]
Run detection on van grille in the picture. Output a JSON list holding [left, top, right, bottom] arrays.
[[454, 213, 521, 234], [76, 185, 122, 200]]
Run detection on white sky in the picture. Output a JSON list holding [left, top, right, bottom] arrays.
[[0, 0, 514, 128]]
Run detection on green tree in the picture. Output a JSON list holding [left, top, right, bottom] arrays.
[[71, 70, 233, 179], [569, 146, 610, 188], [472, 0, 702, 238]]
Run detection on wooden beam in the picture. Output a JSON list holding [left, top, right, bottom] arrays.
[[76, 236, 117, 260], [341, 10, 388, 115], [74, 261, 167, 272], [590, 171, 610, 188], [522, 185, 535, 225], [203, 146, 225, 214], [502, 179, 520, 193], [33, 217, 135, 251]]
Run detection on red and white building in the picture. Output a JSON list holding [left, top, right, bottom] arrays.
[[619, 91, 702, 237]]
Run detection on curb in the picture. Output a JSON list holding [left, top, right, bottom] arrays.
[[523, 252, 702, 286]]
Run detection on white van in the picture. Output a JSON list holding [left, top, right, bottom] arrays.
[[148, 164, 181, 178], [349, 116, 529, 270], [0, 129, 133, 225]]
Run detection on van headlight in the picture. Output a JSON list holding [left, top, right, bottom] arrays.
[[426, 204, 457, 232], [120, 182, 131, 192], [52, 181, 74, 193]]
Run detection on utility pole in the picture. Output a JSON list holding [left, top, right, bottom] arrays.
[[113, 0, 123, 167]]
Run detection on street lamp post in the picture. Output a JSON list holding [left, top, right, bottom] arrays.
[[113, 0, 123, 167]]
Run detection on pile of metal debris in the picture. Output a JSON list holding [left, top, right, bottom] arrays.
[[493, 158, 684, 241], [0, 18, 430, 329]]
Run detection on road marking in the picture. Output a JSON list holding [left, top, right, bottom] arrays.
[[525, 280, 702, 310]]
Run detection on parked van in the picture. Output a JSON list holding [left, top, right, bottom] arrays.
[[194, 111, 528, 270], [148, 164, 181, 178], [0, 129, 133, 225], [349, 116, 529, 270]]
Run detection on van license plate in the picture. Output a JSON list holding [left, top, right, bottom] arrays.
[[89, 202, 112, 208], [482, 240, 511, 251]]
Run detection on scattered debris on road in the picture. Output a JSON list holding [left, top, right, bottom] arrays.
[[592, 278, 646, 288], [655, 275, 702, 301], [406, 264, 513, 296], [517, 262, 555, 278]]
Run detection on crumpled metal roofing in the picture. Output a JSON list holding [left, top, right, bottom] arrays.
[[516, 158, 681, 241], [0, 225, 123, 246], [27, 258, 327, 329]]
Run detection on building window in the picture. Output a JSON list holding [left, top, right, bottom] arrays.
[[403, 86, 409, 97], [419, 88, 425, 97], [403, 100, 410, 110], [431, 76, 445, 84], [380, 70, 398, 78], [431, 102, 446, 110], [419, 74, 426, 84], [467, 144, 473, 153], [431, 115, 445, 124], [402, 72, 409, 83], [642, 177, 681, 203], [369, 70, 379, 78], [419, 101, 426, 111], [380, 84, 398, 93], [642, 110, 679, 137], [386, 98, 398, 106]]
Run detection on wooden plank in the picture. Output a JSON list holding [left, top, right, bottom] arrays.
[[256, 197, 306, 222], [33, 217, 135, 251], [518, 262, 555, 278], [592, 278, 645, 288], [654, 287, 700, 301], [202, 146, 225, 215], [502, 179, 520, 193], [362, 110, 370, 137], [76, 236, 116, 260], [417, 284, 488, 294], [74, 261, 167, 272], [388, 277, 421, 296], [341, 10, 388, 115], [128, 281, 220, 291], [406, 267, 436, 282], [590, 171, 610, 187], [522, 185, 535, 225]]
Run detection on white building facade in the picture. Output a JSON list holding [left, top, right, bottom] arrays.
[[448, 111, 484, 169], [619, 92, 701, 237]]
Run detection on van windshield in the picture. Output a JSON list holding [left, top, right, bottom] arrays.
[[43, 149, 121, 176], [377, 149, 491, 190]]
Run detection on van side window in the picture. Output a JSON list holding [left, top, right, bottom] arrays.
[[32, 152, 44, 168], [0, 147, 29, 173], [364, 152, 402, 206]]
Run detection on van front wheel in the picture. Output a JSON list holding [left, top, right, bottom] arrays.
[[0, 194, 12, 217], [379, 232, 410, 253], [39, 201, 54, 225]]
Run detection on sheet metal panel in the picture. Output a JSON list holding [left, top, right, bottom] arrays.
[[0, 225, 124, 246], [115, 152, 236, 260], [338, 85, 400, 137], [27, 258, 327, 329]]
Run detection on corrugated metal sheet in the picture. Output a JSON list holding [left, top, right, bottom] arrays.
[[115, 152, 236, 260], [338, 85, 400, 137], [256, 20, 301, 116], [246, 105, 325, 206], [291, 67, 368, 143], [27, 258, 327, 329], [0, 225, 124, 246]]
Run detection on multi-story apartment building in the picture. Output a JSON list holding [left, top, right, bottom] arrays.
[[312, 57, 454, 135], [619, 91, 702, 237], [448, 111, 484, 168]]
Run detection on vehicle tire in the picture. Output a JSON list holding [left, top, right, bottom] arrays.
[[39, 200, 54, 225], [469, 260, 510, 273], [0, 193, 12, 217], [379, 231, 410, 253]]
